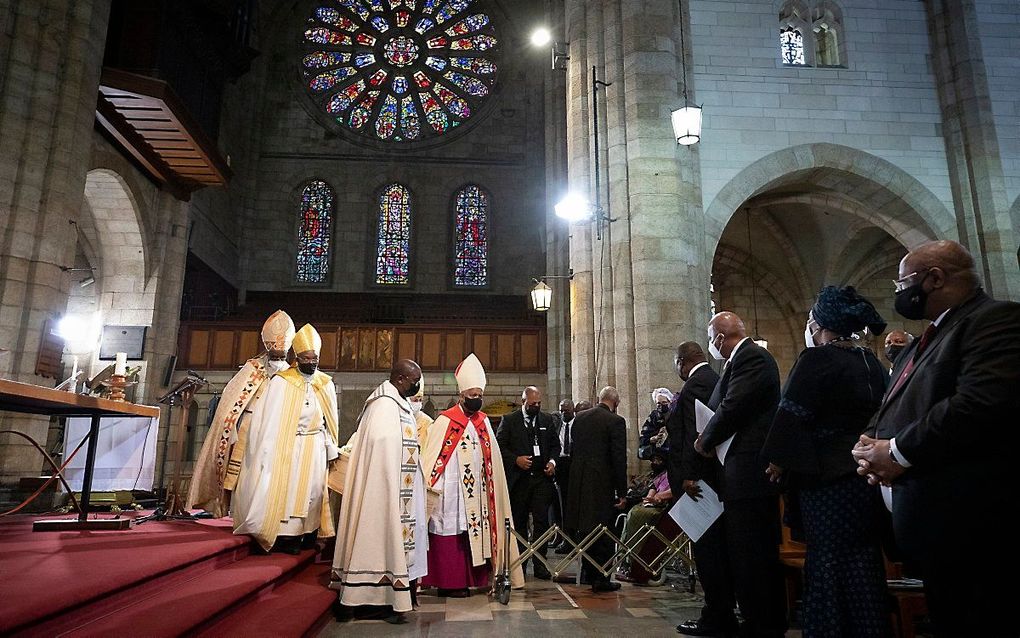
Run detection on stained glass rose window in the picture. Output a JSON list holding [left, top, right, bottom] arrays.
[[301, 0, 500, 144]]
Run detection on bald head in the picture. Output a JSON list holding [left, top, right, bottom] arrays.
[[575, 400, 593, 412], [899, 240, 981, 320], [559, 399, 574, 422], [389, 359, 422, 398], [708, 312, 747, 360], [598, 386, 620, 412], [884, 330, 914, 348], [676, 341, 707, 380]]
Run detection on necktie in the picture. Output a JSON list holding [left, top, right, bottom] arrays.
[[889, 323, 938, 397], [563, 420, 571, 456]]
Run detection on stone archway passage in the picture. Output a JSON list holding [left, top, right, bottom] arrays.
[[704, 143, 956, 255]]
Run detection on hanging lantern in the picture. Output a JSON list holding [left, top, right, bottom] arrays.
[[671, 103, 703, 145], [530, 280, 552, 312]]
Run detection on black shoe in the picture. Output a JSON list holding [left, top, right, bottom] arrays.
[[591, 581, 621, 593], [676, 619, 735, 636], [301, 532, 317, 550], [332, 600, 354, 622], [533, 567, 552, 580]]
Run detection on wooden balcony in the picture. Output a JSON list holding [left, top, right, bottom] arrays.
[[178, 322, 547, 374], [96, 68, 232, 200]]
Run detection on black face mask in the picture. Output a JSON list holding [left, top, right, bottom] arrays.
[[525, 405, 540, 417], [402, 379, 421, 399], [884, 345, 905, 364], [650, 462, 664, 473], [463, 396, 483, 414], [561, 413, 573, 423], [298, 362, 317, 375], [657, 404, 669, 414], [894, 272, 930, 321]]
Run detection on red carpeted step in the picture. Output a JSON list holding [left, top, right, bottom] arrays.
[[195, 560, 336, 638], [54, 550, 318, 638], [0, 515, 251, 636]]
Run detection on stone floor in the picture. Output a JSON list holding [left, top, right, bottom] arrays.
[[317, 573, 806, 637]]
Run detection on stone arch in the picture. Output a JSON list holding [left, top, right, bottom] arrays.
[[82, 169, 154, 326], [704, 143, 956, 254]]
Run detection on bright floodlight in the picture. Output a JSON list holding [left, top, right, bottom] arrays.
[[554, 192, 592, 222], [670, 103, 703, 145], [56, 315, 86, 341], [531, 28, 551, 47]]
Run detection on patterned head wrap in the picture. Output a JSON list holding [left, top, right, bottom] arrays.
[[811, 285, 887, 336]]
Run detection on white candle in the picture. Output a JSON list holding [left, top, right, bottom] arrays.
[[70, 356, 79, 392], [115, 352, 127, 376]]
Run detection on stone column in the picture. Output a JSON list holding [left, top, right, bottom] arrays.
[[926, 0, 1020, 300], [565, 0, 712, 472], [543, 0, 572, 403], [0, 0, 111, 484], [565, 0, 596, 403]]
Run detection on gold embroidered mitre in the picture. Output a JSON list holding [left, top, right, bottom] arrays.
[[414, 373, 426, 399], [261, 310, 295, 352], [292, 323, 322, 355]]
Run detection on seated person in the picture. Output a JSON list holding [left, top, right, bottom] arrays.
[[616, 449, 673, 584]]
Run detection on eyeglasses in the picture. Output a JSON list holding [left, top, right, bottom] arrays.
[[893, 269, 930, 293]]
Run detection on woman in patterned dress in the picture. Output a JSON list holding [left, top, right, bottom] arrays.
[[763, 286, 892, 637]]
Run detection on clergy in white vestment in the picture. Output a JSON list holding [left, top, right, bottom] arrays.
[[232, 323, 340, 553], [187, 310, 295, 517], [420, 353, 524, 596], [331, 360, 428, 620]]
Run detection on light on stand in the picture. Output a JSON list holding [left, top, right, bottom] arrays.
[[554, 192, 593, 222], [531, 280, 552, 312], [671, 104, 703, 145]]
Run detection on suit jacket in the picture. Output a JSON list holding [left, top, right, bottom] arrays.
[[867, 291, 1020, 556], [496, 409, 561, 491], [665, 364, 721, 494], [565, 404, 628, 533], [701, 340, 781, 502]]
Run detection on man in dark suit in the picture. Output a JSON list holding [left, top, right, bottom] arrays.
[[853, 240, 1020, 637], [668, 342, 736, 637], [496, 386, 560, 580], [695, 312, 786, 638], [552, 399, 575, 553], [565, 386, 627, 592]]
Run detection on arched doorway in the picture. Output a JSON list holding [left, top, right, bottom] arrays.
[[707, 145, 945, 376]]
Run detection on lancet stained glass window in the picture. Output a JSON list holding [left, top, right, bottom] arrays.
[[375, 184, 412, 285], [301, 0, 500, 144], [453, 185, 488, 287], [780, 27, 805, 65], [296, 180, 334, 284]]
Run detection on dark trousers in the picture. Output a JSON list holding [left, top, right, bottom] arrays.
[[510, 473, 555, 571], [581, 527, 614, 585], [724, 496, 787, 638], [553, 456, 572, 534], [693, 513, 738, 630]]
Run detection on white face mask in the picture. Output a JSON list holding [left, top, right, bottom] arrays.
[[410, 401, 422, 415], [708, 334, 725, 361], [804, 325, 817, 349]]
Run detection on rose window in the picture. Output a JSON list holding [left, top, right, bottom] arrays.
[[300, 0, 500, 144]]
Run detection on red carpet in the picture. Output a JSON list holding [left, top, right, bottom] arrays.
[[0, 512, 335, 637]]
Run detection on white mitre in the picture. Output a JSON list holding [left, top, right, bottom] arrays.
[[261, 310, 295, 351], [455, 353, 487, 393]]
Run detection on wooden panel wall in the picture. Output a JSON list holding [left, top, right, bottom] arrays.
[[178, 323, 547, 373]]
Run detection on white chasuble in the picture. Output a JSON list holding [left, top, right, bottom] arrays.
[[332, 381, 428, 612], [232, 368, 339, 551]]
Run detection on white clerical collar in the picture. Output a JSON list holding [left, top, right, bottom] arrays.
[[932, 307, 952, 327]]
